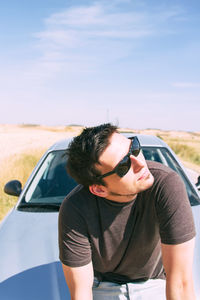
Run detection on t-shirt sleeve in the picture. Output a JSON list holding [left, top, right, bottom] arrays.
[[155, 171, 196, 245], [58, 194, 92, 267]]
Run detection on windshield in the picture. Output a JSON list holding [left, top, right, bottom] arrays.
[[19, 150, 77, 209], [18, 147, 200, 211]]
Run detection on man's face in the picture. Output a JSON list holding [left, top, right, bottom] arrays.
[[95, 132, 154, 202]]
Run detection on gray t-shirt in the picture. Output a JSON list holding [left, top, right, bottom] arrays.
[[58, 161, 196, 283]]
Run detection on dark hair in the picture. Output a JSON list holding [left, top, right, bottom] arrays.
[[66, 123, 118, 187]]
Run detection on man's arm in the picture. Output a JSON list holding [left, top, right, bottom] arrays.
[[62, 261, 94, 300], [161, 238, 196, 300]]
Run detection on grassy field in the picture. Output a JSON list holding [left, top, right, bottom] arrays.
[[0, 125, 200, 222], [157, 132, 200, 173]]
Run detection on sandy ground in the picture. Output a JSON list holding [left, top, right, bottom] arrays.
[[0, 124, 199, 183], [0, 125, 80, 164]]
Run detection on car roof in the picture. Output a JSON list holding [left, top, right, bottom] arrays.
[[48, 134, 168, 152]]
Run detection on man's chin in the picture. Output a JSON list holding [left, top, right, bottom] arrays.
[[141, 173, 154, 190]]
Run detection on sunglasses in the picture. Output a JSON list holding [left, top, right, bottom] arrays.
[[98, 136, 141, 179]]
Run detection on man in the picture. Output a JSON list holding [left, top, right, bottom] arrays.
[[59, 123, 196, 299]]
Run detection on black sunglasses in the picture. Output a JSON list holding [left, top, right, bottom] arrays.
[[97, 136, 141, 179]]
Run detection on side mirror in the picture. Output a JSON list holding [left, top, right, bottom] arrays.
[[195, 175, 200, 191], [4, 180, 22, 196]]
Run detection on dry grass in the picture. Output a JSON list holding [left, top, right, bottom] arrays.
[[0, 149, 46, 221], [157, 133, 200, 173]]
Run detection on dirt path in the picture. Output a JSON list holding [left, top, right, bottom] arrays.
[[0, 125, 80, 164]]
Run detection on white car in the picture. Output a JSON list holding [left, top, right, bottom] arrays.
[[1, 135, 200, 299]]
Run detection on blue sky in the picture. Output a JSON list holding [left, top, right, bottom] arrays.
[[0, 0, 200, 131]]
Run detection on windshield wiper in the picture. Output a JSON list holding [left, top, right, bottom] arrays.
[[17, 203, 60, 211]]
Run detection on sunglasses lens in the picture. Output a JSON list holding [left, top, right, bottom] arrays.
[[130, 138, 140, 157], [132, 149, 140, 156], [115, 157, 131, 177]]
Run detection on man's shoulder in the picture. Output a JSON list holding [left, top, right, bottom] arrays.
[[146, 161, 185, 199], [147, 160, 182, 189], [60, 184, 94, 212], [147, 160, 175, 177], [66, 184, 86, 199]]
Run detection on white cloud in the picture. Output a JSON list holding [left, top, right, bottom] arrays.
[[172, 82, 200, 88], [31, 1, 184, 79], [35, 30, 79, 47], [38, 4, 154, 51], [45, 4, 105, 27]]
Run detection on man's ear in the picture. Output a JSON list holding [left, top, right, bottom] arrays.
[[89, 184, 108, 198]]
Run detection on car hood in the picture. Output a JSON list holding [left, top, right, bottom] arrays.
[[0, 209, 70, 300]]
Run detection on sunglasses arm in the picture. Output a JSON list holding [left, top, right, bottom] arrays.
[[98, 169, 116, 179]]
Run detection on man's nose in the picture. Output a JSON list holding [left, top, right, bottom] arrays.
[[130, 154, 145, 173]]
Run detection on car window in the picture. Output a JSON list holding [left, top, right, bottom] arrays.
[[22, 150, 77, 205]]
